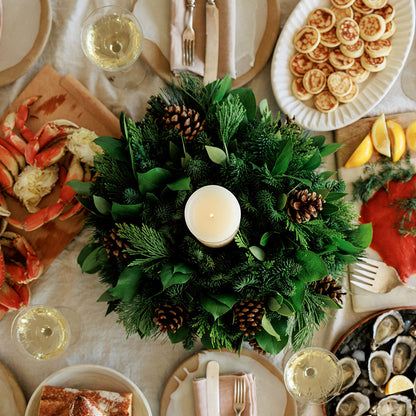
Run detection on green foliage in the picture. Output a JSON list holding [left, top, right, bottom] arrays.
[[76, 74, 370, 354]]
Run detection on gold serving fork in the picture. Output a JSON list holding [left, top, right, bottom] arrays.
[[350, 257, 412, 294], [233, 377, 246, 416], [182, 0, 196, 66]]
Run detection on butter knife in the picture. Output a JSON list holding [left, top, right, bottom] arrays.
[[206, 360, 220, 416], [203, 0, 219, 84]]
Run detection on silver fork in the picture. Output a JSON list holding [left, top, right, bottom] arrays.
[[233, 377, 246, 416], [182, 0, 196, 66], [350, 257, 408, 294]]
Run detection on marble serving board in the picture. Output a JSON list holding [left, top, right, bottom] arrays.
[[0, 64, 119, 319], [335, 112, 416, 313]]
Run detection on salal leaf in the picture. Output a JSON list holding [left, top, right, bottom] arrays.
[[325, 192, 348, 202], [277, 299, 295, 317], [212, 74, 232, 103], [296, 250, 328, 282], [315, 294, 342, 309], [346, 223, 373, 249], [160, 263, 193, 290], [97, 289, 118, 303], [111, 202, 143, 221], [290, 279, 306, 311], [320, 142, 344, 157], [94, 136, 128, 162], [311, 135, 326, 148], [261, 314, 281, 339], [319, 171, 336, 180], [167, 177, 191, 191], [229, 88, 256, 120], [77, 243, 101, 266], [322, 203, 339, 215], [271, 141, 293, 175], [206, 145, 227, 165], [181, 152, 192, 169], [109, 266, 143, 302], [93, 195, 111, 215], [249, 246, 266, 261], [201, 293, 238, 320], [276, 193, 288, 210], [302, 149, 322, 171], [168, 326, 189, 343], [138, 168, 172, 194], [255, 317, 288, 355], [260, 232, 273, 247], [169, 141, 181, 163], [67, 179, 93, 196], [80, 246, 107, 274]]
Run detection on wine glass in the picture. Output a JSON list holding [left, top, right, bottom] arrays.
[[283, 347, 343, 404], [401, 33, 416, 101], [11, 304, 81, 360], [80, 5, 147, 89]]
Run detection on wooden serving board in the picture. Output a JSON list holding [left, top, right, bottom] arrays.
[[0, 64, 119, 318], [334, 111, 416, 169]]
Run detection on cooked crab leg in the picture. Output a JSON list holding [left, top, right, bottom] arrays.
[[0, 282, 24, 310], [2, 112, 28, 153], [15, 96, 40, 141], [0, 137, 25, 169]]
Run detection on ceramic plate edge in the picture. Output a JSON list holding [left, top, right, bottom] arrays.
[[25, 364, 152, 416], [271, 0, 416, 131]]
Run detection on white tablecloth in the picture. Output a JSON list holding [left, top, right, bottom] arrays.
[[1, 1, 416, 416]]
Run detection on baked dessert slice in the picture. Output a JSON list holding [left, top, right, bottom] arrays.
[[38, 385, 132, 416], [69, 395, 106, 416]]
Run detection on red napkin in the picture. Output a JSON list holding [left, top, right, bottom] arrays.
[[193, 373, 257, 416]]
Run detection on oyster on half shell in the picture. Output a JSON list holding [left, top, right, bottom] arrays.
[[376, 395, 412, 416], [335, 392, 370, 416], [339, 357, 361, 392], [390, 335, 416, 374], [368, 351, 392, 387], [371, 310, 405, 350]]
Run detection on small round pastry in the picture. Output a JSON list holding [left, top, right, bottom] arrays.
[[359, 14, 386, 41], [308, 8, 336, 33], [340, 39, 365, 58], [327, 71, 353, 96], [362, 0, 388, 9], [360, 52, 387, 72], [346, 59, 370, 82], [302, 69, 327, 94], [336, 17, 360, 45], [364, 39, 391, 57], [329, 48, 355, 69], [314, 91, 339, 112], [331, 0, 355, 9], [330, 6, 353, 21], [337, 81, 359, 103], [292, 78, 313, 101], [374, 3, 395, 22], [307, 44, 331, 63], [352, 0, 373, 14], [380, 20, 396, 39], [290, 53, 315, 76], [320, 27, 341, 47], [353, 11, 365, 24], [294, 26, 321, 53], [314, 61, 335, 77]]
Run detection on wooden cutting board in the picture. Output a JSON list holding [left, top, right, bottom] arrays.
[[0, 64, 119, 318], [335, 111, 416, 168]]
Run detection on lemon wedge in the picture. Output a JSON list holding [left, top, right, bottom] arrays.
[[371, 114, 391, 157], [385, 375, 414, 395], [406, 119, 416, 152], [344, 134, 373, 168], [386, 120, 406, 162]]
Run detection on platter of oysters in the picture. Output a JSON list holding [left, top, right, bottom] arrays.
[[325, 308, 416, 416]]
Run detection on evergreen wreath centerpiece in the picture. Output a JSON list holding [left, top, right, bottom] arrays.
[[71, 75, 372, 355]]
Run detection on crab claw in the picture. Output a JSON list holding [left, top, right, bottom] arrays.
[[15, 96, 40, 141], [2, 112, 27, 153], [0, 138, 25, 169], [0, 161, 14, 190], [5, 263, 28, 284], [0, 282, 23, 310], [12, 282, 30, 306], [60, 201, 84, 221], [0, 141, 20, 177], [22, 202, 65, 232], [32, 139, 68, 169]]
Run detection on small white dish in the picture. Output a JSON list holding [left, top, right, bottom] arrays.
[[271, 0, 415, 132], [25, 364, 152, 416]]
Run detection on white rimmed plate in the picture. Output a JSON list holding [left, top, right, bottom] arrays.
[[25, 364, 152, 416], [271, 0, 415, 132]]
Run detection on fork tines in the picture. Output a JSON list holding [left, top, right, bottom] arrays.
[[350, 257, 379, 288]]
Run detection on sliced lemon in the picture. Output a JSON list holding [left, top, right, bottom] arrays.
[[344, 133, 373, 168], [406, 119, 416, 152], [371, 114, 391, 157], [386, 119, 406, 162], [385, 375, 413, 395]]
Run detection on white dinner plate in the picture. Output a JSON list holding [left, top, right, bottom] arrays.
[[25, 364, 152, 416], [271, 0, 415, 132], [160, 349, 297, 416]]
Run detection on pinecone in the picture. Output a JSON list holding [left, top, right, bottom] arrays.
[[286, 189, 324, 223], [233, 299, 266, 337], [153, 304, 188, 333], [162, 104, 204, 142], [102, 228, 129, 261], [248, 338, 267, 355], [312, 276, 346, 305]]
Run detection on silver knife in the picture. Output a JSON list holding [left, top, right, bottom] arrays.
[[203, 0, 219, 84], [206, 360, 220, 416]]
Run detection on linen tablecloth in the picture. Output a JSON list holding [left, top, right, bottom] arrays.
[[0, 1, 416, 416]]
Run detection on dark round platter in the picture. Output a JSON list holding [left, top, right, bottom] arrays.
[[324, 307, 416, 416]]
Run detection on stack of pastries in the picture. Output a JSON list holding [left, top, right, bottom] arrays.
[[290, 0, 395, 112]]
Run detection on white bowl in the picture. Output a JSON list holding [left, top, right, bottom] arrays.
[[25, 364, 152, 416]]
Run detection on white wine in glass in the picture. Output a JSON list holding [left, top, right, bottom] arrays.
[[12, 305, 71, 360], [81, 6, 146, 87], [284, 347, 343, 404]]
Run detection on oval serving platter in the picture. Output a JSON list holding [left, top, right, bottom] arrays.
[[271, 0, 415, 132], [324, 307, 416, 416]]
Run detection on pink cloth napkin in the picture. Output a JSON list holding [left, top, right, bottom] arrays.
[[170, 0, 236, 78], [193, 373, 257, 416]]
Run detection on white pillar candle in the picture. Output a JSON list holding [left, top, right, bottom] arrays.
[[184, 185, 241, 248]]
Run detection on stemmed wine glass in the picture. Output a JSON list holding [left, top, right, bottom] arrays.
[[284, 347, 343, 405], [11, 304, 80, 360], [81, 5, 147, 89]]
